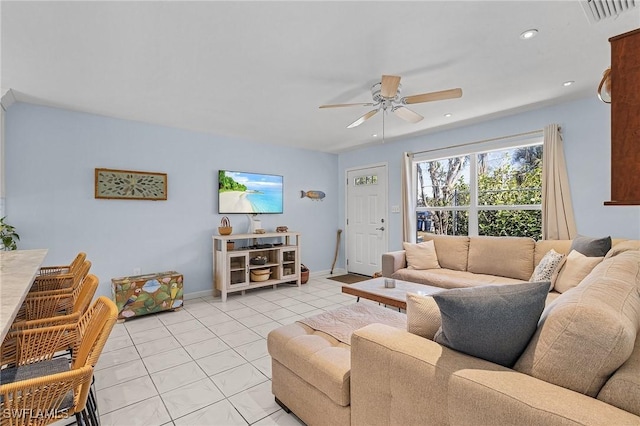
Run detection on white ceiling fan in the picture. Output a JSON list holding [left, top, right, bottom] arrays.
[[320, 74, 462, 130]]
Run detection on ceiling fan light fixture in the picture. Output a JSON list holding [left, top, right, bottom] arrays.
[[520, 29, 538, 40]]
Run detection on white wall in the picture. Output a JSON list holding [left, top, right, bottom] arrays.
[[5, 103, 339, 298], [338, 97, 640, 252]]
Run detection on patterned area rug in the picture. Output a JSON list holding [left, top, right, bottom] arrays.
[[327, 273, 371, 284]]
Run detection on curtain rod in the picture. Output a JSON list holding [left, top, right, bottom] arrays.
[[408, 128, 545, 158]]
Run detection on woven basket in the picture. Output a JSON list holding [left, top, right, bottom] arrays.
[[250, 269, 271, 282], [218, 226, 232, 235]]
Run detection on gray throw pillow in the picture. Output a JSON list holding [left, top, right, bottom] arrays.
[[570, 235, 611, 257], [433, 281, 550, 367]]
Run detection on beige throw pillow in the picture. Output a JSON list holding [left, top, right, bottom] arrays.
[[403, 240, 441, 270], [554, 250, 603, 293], [406, 292, 442, 339]]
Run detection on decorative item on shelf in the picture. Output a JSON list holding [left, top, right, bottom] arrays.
[[254, 228, 266, 234], [300, 190, 326, 201], [249, 215, 262, 234], [301, 264, 310, 284], [597, 67, 611, 103], [250, 255, 268, 265], [226, 241, 235, 251], [219, 216, 232, 235], [250, 268, 271, 282], [276, 226, 288, 233]]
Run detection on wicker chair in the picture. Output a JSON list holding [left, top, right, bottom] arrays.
[[30, 253, 88, 293], [36, 252, 86, 277], [16, 261, 92, 322], [0, 296, 118, 426], [10, 274, 99, 332]]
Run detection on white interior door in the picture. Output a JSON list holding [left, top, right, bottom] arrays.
[[346, 165, 388, 276]]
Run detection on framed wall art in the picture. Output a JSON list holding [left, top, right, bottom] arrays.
[[95, 168, 167, 200]]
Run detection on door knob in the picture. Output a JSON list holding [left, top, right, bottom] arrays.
[[376, 226, 385, 231]]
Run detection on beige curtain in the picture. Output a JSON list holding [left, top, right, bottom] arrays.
[[401, 152, 416, 243], [542, 124, 577, 240]]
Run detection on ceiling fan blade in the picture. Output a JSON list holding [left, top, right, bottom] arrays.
[[319, 102, 374, 109], [347, 109, 378, 129], [403, 88, 463, 105], [393, 106, 424, 123], [381, 75, 401, 99]]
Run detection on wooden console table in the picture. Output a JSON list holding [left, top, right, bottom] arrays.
[[213, 232, 301, 302]]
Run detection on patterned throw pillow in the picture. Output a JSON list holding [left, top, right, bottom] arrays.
[[530, 249, 565, 286]]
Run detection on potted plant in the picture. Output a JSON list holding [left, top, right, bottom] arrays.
[[0, 217, 20, 250]]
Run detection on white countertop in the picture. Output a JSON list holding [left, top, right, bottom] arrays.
[[0, 249, 48, 339]]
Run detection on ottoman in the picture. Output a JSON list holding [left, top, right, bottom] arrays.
[[267, 303, 406, 426]]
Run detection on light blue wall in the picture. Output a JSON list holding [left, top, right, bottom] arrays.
[[339, 97, 640, 251], [5, 103, 339, 298], [6, 97, 638, 297]]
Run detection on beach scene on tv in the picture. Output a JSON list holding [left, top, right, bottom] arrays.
[[218, 170, 284, 214]]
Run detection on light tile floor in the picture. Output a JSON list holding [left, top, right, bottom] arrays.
[[96, 276, 360, 426]]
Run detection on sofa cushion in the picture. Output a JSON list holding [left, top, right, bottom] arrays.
[[597, 332, 640, 417], [514, 251, 640, 397], [406, 293, 442, 339], [534, 239, 572, 266], [391, 268, 524, 289], [421, 234, 469, 271], [467, 236, 535, 280], [267, 322, 352, 406], [605, 239, 640, 259], [530, 249, 565, 284], [571, 234, 612, 257], [553, 250, 603, 293], [432, 281, 550, 367], [403, 240, 440, 270]]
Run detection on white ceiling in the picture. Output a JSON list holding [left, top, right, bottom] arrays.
[[2, 1, 639, 153]]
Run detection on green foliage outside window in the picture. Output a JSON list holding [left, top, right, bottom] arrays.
[[417, 145, 542, 239]]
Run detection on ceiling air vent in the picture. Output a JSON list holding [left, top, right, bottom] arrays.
[[581, 0, 638, 24]]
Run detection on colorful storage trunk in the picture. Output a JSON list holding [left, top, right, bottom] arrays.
[[111, 271, 184, 320]]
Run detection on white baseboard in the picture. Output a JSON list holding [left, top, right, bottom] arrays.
[[184, 289, 215, 300], [182, 268, 350, 299]]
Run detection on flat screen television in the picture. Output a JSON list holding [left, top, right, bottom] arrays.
[[218, 170, 283, 214]]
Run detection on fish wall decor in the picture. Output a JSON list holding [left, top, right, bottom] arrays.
[[301, 190, 326, 201]]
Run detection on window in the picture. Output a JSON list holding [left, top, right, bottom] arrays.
[[415, 141, 542, 240]]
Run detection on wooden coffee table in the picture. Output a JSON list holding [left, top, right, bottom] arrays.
[[341, 277, 441, 310]]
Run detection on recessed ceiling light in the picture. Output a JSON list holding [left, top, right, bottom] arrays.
[[444, 113, 452, 118], [562, 80, 574, 87], [372, 134, 378, 138], [520, 29, 538, 40]]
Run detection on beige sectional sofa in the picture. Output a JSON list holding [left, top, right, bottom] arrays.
[[353, 248, 640, 425], [269, 236, 640, 425], [382, 234, 577, 288]]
